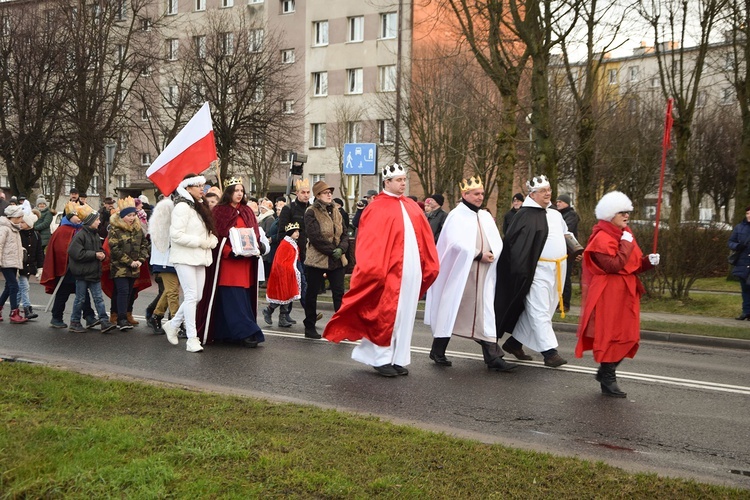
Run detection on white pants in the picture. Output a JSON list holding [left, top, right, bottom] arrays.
[[170, 264, 205, 340]]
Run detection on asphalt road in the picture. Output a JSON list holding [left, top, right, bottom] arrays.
[[2, 284, 749, 490]]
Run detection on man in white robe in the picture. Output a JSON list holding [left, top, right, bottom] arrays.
[[494, 175, 570, 367], [425, 177, 516, 372]]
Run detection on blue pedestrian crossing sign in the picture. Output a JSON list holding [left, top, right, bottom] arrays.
[[343, 143, 377, 175]]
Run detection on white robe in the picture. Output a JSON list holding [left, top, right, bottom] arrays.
[[425, 203, 502, 342], [351, 191, 422, 367], [511, 198, 569, 352]]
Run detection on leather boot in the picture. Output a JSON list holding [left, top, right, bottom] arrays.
[[126, 312, 139, 325], [109, 312, 117, 325], [24, 306, 38, 319], [429, 337, 452, 366], [10, 308, 28, 324], [0, 307, 3, 321], [478, 340, 517, 371], [599, 362, 626, 398]]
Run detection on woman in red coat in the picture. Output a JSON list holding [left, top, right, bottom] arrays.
[[575, 191, 660, 398]]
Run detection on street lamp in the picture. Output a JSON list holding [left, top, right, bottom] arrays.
[[104, 142, 116, 198]]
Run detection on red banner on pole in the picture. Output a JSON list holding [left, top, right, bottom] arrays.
[[653, 98, 673, 254]]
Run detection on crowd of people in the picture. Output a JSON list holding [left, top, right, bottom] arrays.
[[1, 166, 672, 397]]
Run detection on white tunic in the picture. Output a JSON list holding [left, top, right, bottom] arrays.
[[511, 197, 569, 352], [351, 191, 422, 367]]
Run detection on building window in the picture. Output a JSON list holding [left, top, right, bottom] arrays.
[[283, 100, 294, 114], [141, 153, 152, 166], [252, 86, 264, 102], [141, 65, 152, 77], [312, 123, 326, 148], [166, 84, 179, 106], [725, 53, 734, 70], [89, 176, 100, 192], [347, 68, 363, 94], [380, 12, 397, 39], [313, 71, 328, 96], [115, 0, 127, 21], [115, 44, 126, 64], [193, 83, 205, 105], [281, 0, 294, 14], [141, 17, 152, 31], [221, 32, 234, 55], [116, 175, 127, 188], [608, 69, 617, 84], [348, 16, 364, 42], [628, 66, 639, 82], [167, 0, 178, 15], [166, 39, 179, 60], [697, 90, 707, 108], [378, 119, 394, 145], [195, 35, 206, 59], [650, 76, 659, 88], [141, 108, 151, 121], [378, 65, 396, 92], [248, 0, 263, 3], [722, 87, 734, 105], [118, 134, 128, 151], [249, 29, 264, 52], [195, 0, 205, 11], [310, 174, 324, 184], [347, 121, 361, 143], [313, 20, 328, 46], [281, 48, 295, 63], [222, 0, 233, 7]]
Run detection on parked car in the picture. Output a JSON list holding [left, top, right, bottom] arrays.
[[680, 220, 732, 231], [49, 212, 64, 233], [629, 219, 670, 230]]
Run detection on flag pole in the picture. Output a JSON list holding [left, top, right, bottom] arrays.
[[653, 98, 673, 254]]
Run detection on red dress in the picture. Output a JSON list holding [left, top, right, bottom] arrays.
[[575, 221, 653, 363]]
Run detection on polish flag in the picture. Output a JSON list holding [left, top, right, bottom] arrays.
[[146, 102, 218, 195]]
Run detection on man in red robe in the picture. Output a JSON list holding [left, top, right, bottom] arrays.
[[324, 163, 439, 377]]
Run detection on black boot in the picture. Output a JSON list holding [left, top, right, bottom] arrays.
[[478, 341, 517, 372], [599, 362, 626, 398], [24, 306, 38, 320], [429, 337, 452, 366]]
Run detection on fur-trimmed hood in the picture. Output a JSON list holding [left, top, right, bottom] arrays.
[[109, 213, 143, 232]]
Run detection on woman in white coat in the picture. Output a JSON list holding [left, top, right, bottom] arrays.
[[162, 174, 218, 352]]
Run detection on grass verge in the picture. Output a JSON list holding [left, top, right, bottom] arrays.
[[0, 363, 745, 498], [555, 314, 750, 340]]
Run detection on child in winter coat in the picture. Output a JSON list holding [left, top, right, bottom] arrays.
[[0, 205, 28, 323], [67, 205, 116, 333], [263, 222, 302, 327], [17, 211, 44, 319]]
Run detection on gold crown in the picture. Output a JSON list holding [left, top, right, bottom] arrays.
[[65, 201, 79, 216], [117, 196, 135, 211], [225, 176, 243, 188], [459, 175, 484, 193], [75, 204, 95, 220], [285, 222, 300, 232], [295, 178, 310, 191]]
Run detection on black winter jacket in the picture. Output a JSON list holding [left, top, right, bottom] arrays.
[[19, 229, 45, 277], [68, 226, 104, 282]]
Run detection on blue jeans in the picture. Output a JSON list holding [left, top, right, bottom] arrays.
[[0, 267, 19, 310], [741, 280, 750, 315], [16, 275, 30, 308], [72, 280, 108, 323]]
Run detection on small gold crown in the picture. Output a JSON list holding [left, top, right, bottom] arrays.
[[285, 222, 300, 232], [65, 201, 79, 216], [75, 204, 94, 220], [117, 196, 135, 211], [295, 178, 310, 191], [225, 176, 243, 188], [459, 175, 484, 193]]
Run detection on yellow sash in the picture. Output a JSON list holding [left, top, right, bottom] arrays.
[[539, 255, 568, 318]]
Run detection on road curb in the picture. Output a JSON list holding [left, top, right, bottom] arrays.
[[312, 299, 750, 351]]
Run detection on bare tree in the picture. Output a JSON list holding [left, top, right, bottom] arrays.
[[329, 101, 366, 213], [0, 1, 71, 196], [638, 0, 728, 225], [181, 11, 298, 183]]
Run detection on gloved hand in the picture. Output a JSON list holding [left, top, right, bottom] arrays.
[[332, 248, 343, 260], [648, 253, 660, 266], [258, 242, 266, 255], [621, 231, 634, 243], [206, 234, 219, 249]]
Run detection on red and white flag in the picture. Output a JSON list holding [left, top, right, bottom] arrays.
[[146, 102, 218, 195]]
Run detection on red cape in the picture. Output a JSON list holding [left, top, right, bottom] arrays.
[[266, 237, 300, 303], [575, 221, 646, 362], [40, 224, 77, 294], [323, 193, 439, 346]]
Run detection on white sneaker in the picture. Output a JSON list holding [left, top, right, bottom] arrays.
[[186, 337, 203, 352], [163, 320, 179, 345]]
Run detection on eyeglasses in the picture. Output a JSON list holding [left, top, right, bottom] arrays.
[[617, 211, 631, 216]]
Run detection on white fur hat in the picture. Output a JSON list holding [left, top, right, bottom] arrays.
[[595, 191, 633, 221]]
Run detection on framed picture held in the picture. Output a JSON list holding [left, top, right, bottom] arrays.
[[229, 227, 259, 257]]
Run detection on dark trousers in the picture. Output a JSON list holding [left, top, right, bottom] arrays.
[[304, 266, 344, 328], [562, 257, 574, 310], [741, 280, 750, 315], [52, 276, 94, 321], [147, 273, 164, 314], [0, 267, 19, 310], [113, 277, 136, 319]]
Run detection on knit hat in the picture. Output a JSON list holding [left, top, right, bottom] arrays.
[[138, 194, 150, 205], [556, 194, 572, 205], [333, 197, 344, 207], [365, 189, 378, 197], [430, 194, 445, 207], [22, 211, 38, 227], [4, 205, 24, 218], [595, 191, 633, 221], [512, 192, 524, 202], [36, 196, 48, 207], [76, 204, 98, 226], [118, 196, 137, 218]]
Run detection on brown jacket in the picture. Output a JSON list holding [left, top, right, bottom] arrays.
[[304, 199, 348, 270]]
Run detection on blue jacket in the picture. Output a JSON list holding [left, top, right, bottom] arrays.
[[729, 219, 750, 280]]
